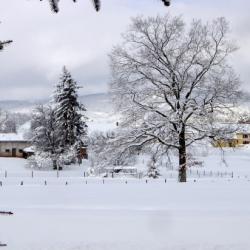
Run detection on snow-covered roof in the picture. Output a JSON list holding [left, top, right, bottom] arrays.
[[0, 122, 31, 142], [0, 133, 30, 142], [237, 123, 250, 133], [214, 123, 250, 134], [23, 146, 35, 153]]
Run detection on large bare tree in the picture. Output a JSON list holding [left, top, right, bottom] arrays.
[[109, 15, 240, 182]]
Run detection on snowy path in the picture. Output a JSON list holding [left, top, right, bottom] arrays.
[[1, 181, 250, 250]]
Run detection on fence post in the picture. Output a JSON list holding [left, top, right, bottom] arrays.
[[5, 171, 7, 178], [31, 171, 34, 178], [231, 172, 234, 178], [57, 171, 59, 178]]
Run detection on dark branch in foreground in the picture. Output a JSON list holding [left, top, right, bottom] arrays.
[[0, 211, 14, 215], [0, 40, 13, 51], [39, 0, 170, 13]]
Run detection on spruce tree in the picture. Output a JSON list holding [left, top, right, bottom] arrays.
[[147, 154, 161, 179], [54, 66, 87, 157]]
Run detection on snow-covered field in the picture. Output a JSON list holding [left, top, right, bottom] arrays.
[[0, 146, 250, 250], [1, 180, 250, 250]]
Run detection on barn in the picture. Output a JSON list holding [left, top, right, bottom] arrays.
[[0, 133, 32, 158]]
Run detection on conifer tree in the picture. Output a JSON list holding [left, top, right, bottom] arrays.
[[54, 66, 87, 156], [147, 154, 161, 179]]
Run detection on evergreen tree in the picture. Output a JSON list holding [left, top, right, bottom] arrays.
[[147, 154, 161, 179], [54, 66, 87, 156]]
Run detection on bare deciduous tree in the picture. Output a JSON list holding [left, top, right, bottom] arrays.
[[109, 15, 240, 182]]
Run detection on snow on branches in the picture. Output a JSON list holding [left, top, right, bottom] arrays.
[[109, 15, 241, 182], [30, 67, 88, 170], [40, 0, 101, 12], [39, 0, 171, 13]]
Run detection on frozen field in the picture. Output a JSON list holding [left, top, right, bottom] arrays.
[[0, 146, 250, 250], [1, 180, 250, 250]]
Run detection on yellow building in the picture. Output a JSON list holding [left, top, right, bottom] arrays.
[[213, 138, 238, 148], [236, 133, 250, 145], [213, 124, 250, 147]]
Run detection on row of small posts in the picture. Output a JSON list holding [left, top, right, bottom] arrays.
[[0, 170, 61, 178], [188, 169, 234, 178], [0, 178, 169, 186], [0, 170, 234, 179]]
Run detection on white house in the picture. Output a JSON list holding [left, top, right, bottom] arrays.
[[0, 133, 32, 158]]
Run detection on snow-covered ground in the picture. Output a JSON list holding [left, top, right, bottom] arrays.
[[0, 145, 250, 250], [0, 180, 250, 250]]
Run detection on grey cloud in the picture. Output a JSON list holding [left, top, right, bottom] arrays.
[[0, 0, 250, 100]]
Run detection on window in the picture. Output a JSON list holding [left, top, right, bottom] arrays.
[[19, 149, 23, 153], [243, 134, 249, 138], [5, 149, 10, 153], [243, 141, 249, 144]]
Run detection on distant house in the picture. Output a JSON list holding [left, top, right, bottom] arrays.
[[0, 133, 32, 158], [236, 132, 250, 145], [213, 138, 238, 148], [213, 123, 250, 147]]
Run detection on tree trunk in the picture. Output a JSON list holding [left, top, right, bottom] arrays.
[[178, 130, 187, 182], [53, 159, 57, 170]]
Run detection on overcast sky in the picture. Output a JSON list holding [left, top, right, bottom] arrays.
[[0, 0, 249, 100]]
